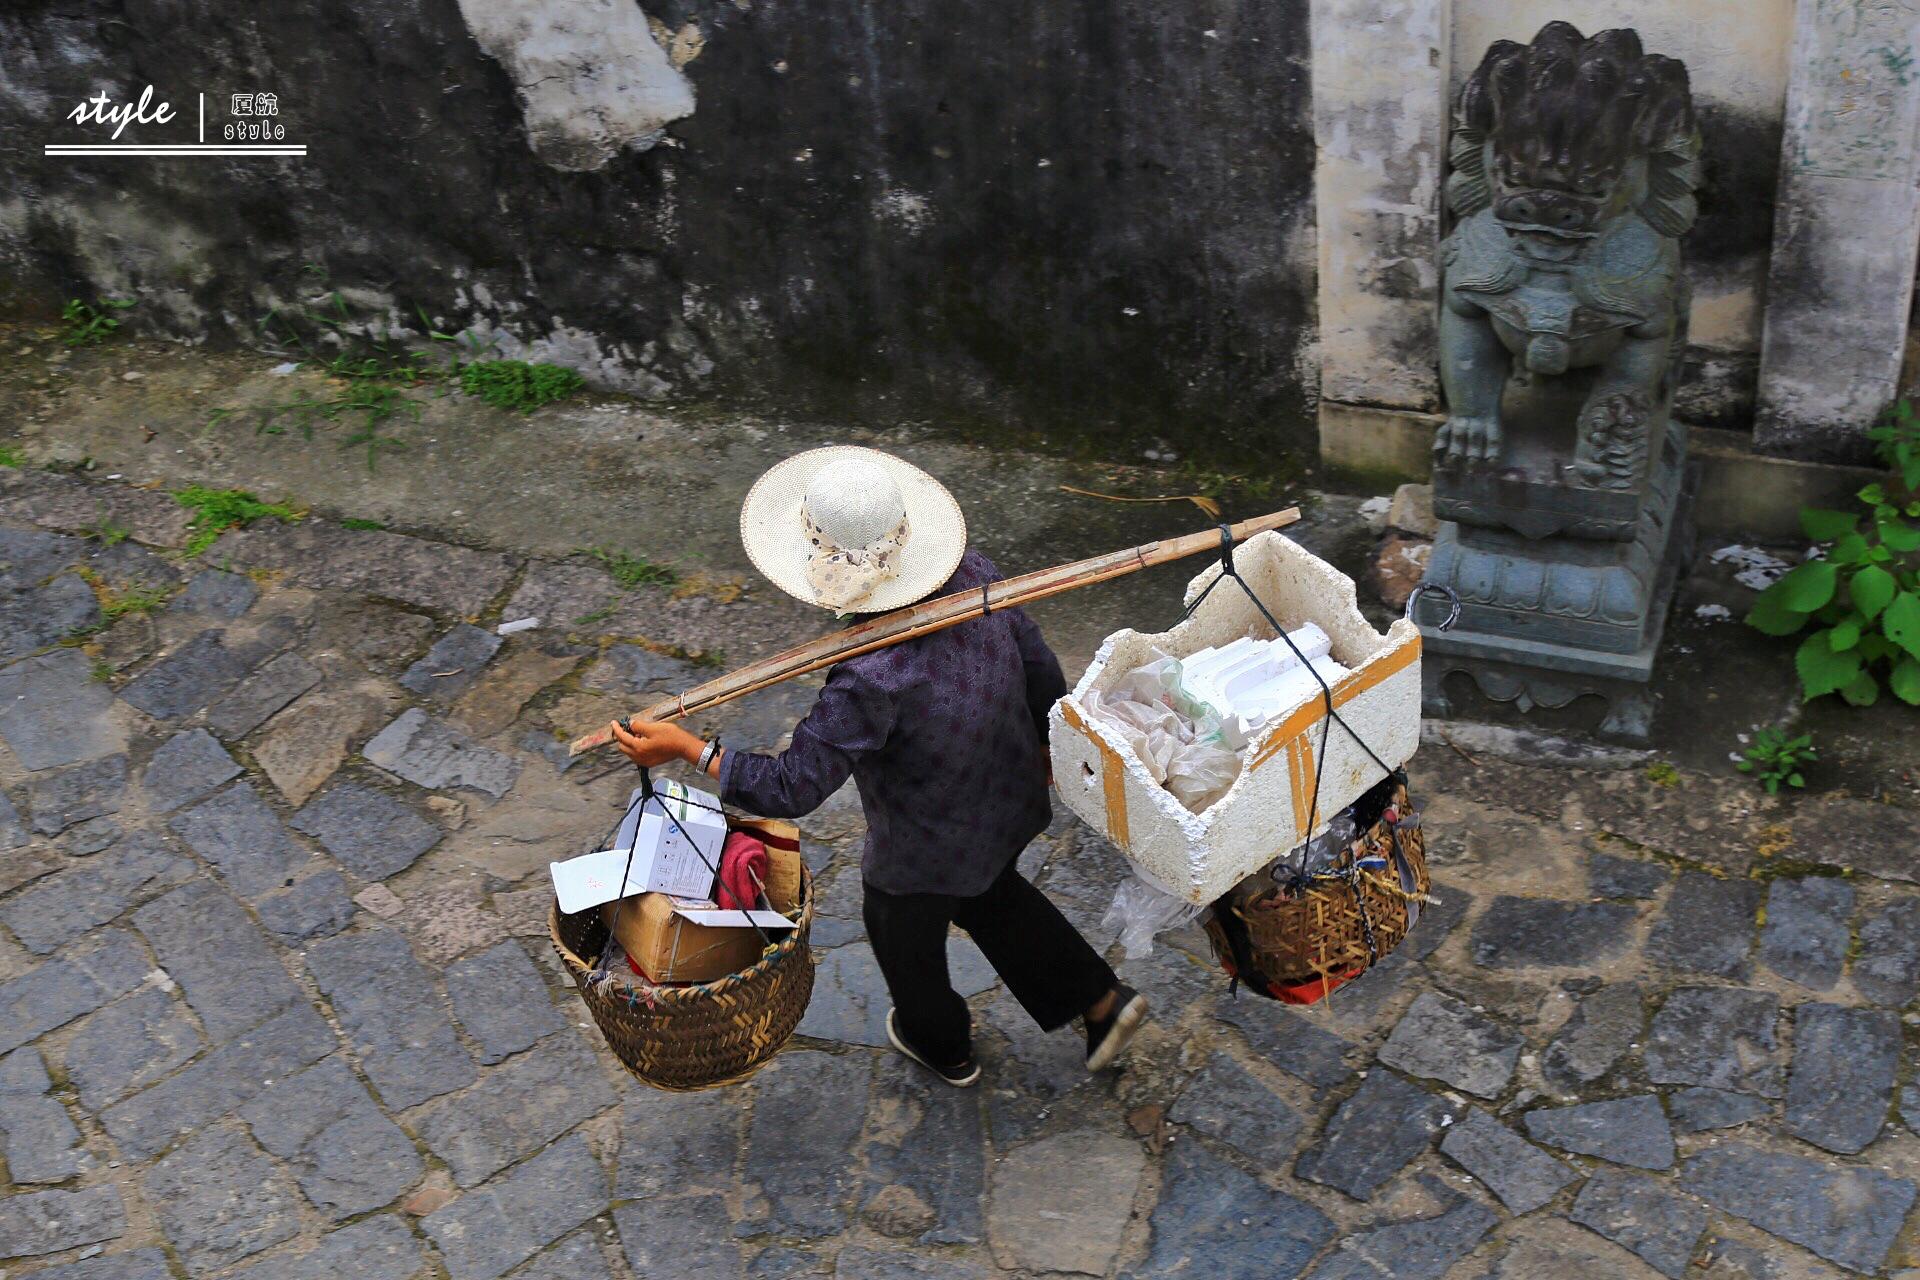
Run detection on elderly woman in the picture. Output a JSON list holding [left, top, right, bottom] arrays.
[[608, 446, 1146, 1086]]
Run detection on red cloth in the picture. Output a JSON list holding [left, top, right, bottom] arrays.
[[716, 831, 769, 911]]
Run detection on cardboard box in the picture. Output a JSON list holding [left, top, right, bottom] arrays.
[[610, 778, 729, 900], [604, 893, 794, 984]]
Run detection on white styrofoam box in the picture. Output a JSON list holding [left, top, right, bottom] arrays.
[[1050, 530, 1422, 906]]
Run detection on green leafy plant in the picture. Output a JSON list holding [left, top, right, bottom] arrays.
[[85, 521, 131, 547], [340, 517, 386, 531], [1746, 401, 1920, 705], [459, 359, 585, 413], [1645, 761, 1680, 787], [581, 545, 679, 589], [174, 485, 300, 556], [0, 445, 25, 468], [1737, 727, 1816, 794], [61, 297, 135, 346]]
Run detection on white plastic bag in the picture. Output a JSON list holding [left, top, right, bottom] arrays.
[[1083, 654, 1244, 813], [1101, 871, 1205, 958]]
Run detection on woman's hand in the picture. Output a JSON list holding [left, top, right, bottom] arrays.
[[608, 718, 701, 769]]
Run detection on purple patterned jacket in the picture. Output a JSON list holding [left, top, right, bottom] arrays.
[[720, 549, 1066, 896]]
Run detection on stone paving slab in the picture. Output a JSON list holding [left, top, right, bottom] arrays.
[[1439, 1109, 1580, 1215], [1682, 1142, 1918, 1273], [306, 927, 477, 1109], [209, 521, 518, 617]]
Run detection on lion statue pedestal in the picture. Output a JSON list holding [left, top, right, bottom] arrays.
[[1415, 22, 1699, 744]]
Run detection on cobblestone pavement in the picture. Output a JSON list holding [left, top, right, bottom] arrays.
[[2, 467, 1920, 1279]]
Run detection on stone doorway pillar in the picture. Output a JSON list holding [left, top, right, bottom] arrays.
[[1755, 0, 1920, 462]]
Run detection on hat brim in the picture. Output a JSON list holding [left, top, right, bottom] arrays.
[[739, 446, 967, 613]]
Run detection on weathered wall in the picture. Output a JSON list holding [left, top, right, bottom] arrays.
[[0, 0, 1317, 462], [1452, 1, 1795, 430]]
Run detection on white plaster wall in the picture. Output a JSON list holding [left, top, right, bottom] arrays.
[[1452, 1, 1795, 357]]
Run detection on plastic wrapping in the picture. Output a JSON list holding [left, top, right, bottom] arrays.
[[1081, 654, 1243, 813], [1101, 871, 1206, 958]]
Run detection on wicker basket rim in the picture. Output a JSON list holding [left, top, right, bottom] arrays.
[[549, 864, 815, 1005]]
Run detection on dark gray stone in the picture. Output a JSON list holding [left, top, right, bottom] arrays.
[[1378, 991, 1521, 1099], [0, 1046, 85, 1182], [0, 927, 150, 1055], [747, 1245, 832, 1278], [1125, 1138, 1334, 1279], [1904, 1082, 1920, 1134], [400, 624, 503, 700], [0, 573, 101, 661], [1759, 877, 1853, 989], [1523, 1095, 1674, 1170], [87, 541, 179, 591], [59, 814, 125, 855], [1682, 1141, 1918, 1273], [584, 642, 694, 693], [291, 780, 444, 881], [423, 1133, 608, 1280], [739, 1049, 869, 1237], [144, 1125, 303, 1272], [833, 1246, 991, 1280], [1213, 994, 1357, 1088], [239, 1056, 424, 1219], [416, 1031, 612, 1186], [1470, 897, 1636, 969], [0, 525, 83, 590], [1569, 1170, 1709, 1279], [1439, 1109, 1578, 1214], [256, 871, 358, 943], [101, 1002, 337, 1160], [1297, 1071, 1454, 1201], [618, 1086, 742, 1199], [174, 568, 258, 618], [167, 781, 306, 899], [1402, 884, 1474, 960], [445, 940, 565, 1064], [143, 728, 242, 813], [504, 1231, 608, 1280], [1543, 981, 1642, 1091], [19, 1247, 174, 1280], [1784, 1002, 1899, 1154], [0, 830, 194, 954], [363, 708, 522, 798], [0, 788, 25, 850], [1303, 1185, 1496, 1280], [1168, 1051, 1306, 1169], [0, 648, 123, 770], [228, 1216, 426, 1280], [1668, 1087, 1768, 1134], [1587, 852, 1668, 900], [120, 628, 258, 720], [0, 1186, 126, 1259], [208, 651, 322, 738], [1853, 897, 1920, 1006], [63, 985, 203, 1109], [1647, 873, 1760, 977], [861, 1056, 986, 1245], [134, 880, 305, 1041], [27, 754, 127, 835], [1644, 986, 1782, 1097], [306, 928, 476, 1110], [614, 1194, 744, 1280], [797, 940, 994, 1048]]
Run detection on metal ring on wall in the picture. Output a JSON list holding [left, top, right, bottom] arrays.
[[1404, 582, 1461, 632]]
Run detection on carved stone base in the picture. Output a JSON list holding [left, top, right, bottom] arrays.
[[1417, 466, 1695, 747]]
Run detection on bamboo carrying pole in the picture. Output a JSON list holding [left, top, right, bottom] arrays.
[[568, 507, 1302, 756]]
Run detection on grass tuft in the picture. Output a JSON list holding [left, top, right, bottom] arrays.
[[459, 360, 585, 413], [174, 485, 300, 556], [581, 545, 679, 589]]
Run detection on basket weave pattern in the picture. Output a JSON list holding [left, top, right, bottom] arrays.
[[550, 866, 815, 1092], [1235, 788, 1429, 983]]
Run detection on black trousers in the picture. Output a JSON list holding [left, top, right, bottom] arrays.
[[863, 857, 1116, 1068]]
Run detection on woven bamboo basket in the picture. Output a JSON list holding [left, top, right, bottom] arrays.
[[1231, 784, 1430, 985], [550, 864, 816, 1092]]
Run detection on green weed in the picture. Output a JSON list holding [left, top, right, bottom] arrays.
[[581, 546, 679, 589], [0, 445, 25, 468], [100, 583, 172, 620], [174, 485, 299, 556], [85, 521, 131, 547], [340, 517, 386, 531], [61, 297, 135, 347], [1736, 727, 1817, 795], [459, 360, 584, 413], [1644, 761, 1680, 788]]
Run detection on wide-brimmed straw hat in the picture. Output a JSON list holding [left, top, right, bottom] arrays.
[[739, 446, 967, 613]]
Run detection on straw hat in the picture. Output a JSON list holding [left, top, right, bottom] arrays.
[[739, 446, 967, 613]]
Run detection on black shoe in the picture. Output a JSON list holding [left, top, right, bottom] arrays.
[[1085, 984, 1148, 1071], [886, 1008, 981, 1087]]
